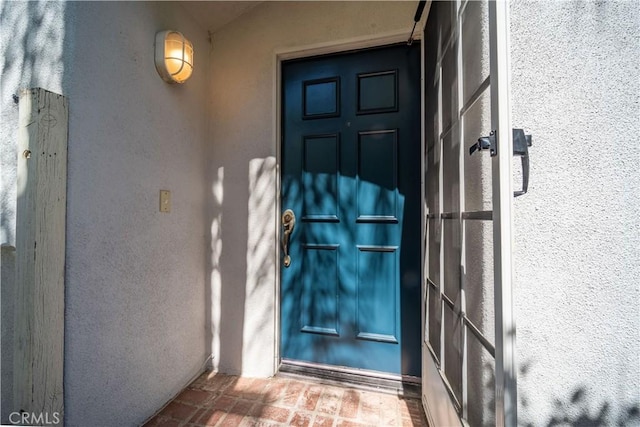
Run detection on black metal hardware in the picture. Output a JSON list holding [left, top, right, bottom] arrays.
[[470, 129, 532, 197], [512, 129, 532, 197], [407, 0, 427, 45], [469, 131, 497, 156]]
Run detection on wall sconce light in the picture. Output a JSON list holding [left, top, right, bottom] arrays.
[[155, 30, 194, 84]]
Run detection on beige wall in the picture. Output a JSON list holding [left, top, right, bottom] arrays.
[[2, 2, 212, 424], [62, 3, 211, 425], [207, 1, 416, 377], [510, 1, 640, 424]]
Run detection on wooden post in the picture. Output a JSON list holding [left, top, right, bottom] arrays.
[[14, 88, 67, 424]]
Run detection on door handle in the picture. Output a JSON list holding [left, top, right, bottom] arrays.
[[281, 209, 296, 268], [469, 128, 532, 197]]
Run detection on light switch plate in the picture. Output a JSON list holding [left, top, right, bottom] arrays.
[[159, 190, 171, 213]]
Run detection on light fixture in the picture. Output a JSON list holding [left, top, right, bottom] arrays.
[[155, 30, 194, 84]]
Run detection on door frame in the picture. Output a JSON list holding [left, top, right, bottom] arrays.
[[419, 1, 517, 425], [272, 28, 423, 376], [488, 1, 517, 424]]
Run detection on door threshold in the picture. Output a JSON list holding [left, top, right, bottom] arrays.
[[278, 359, 421, 399]]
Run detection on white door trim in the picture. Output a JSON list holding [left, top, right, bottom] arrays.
[[488, 1, 518, 425]]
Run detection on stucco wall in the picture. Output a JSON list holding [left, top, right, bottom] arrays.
[[63, 2, 210, 425], [5, 0, 636, 425], [207, 1, 416, 377], [510, 1, 640, 425], [2, 1, 210, 425]]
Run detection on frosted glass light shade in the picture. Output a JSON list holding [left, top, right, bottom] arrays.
[[155, 30, 194, 84]]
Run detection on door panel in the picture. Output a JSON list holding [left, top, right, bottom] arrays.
[[357, 130, 398, 221], [302, 134, 339, 220], [281, 44, 421, 376], [356, 246, 399, 343], [300, 244, 339, 336]]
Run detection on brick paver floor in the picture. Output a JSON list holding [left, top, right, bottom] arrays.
[[143, 371, 427, 426]]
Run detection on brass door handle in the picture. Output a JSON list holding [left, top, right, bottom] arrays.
[[281, 209, 296, 267]]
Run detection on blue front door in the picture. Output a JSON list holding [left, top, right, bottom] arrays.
[[280, 44, 421, 377]]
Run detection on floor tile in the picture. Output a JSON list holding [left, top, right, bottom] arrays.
[[143, 370, 428, 427]]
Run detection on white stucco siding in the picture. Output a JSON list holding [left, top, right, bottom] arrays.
[[61, 2, 210, 425], [207, 1, 416, 377], [510, 1, 640, 424]]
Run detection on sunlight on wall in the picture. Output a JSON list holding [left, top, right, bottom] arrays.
[[1, 0, 66, 242], [510, 1, 640, 424], [208, 0, 417, 378], [244, 157, 276, 372], [210, 166, 224, 371], [14, 93, 35, 201]]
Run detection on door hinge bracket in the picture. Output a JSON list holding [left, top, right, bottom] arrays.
[[469, 130, 497, 157]]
